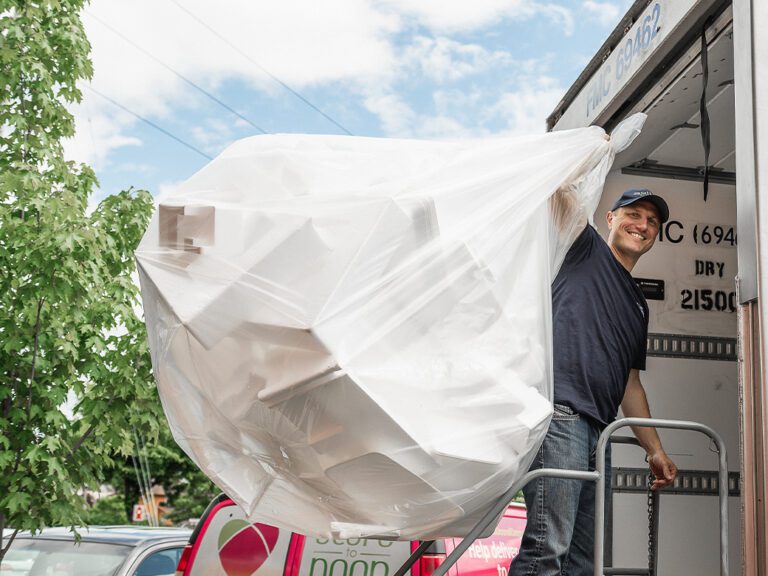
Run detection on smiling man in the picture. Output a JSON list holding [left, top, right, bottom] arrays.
[[510, 188, 678, 576]]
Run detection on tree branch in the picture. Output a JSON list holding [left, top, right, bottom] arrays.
[[66, 396, 116, 462], [2, 370, 16, 429], [0, 526, 21, 564], [1, 375, 16, 477], [10, 444, 23, 478], [26, 295, 45, 421], [67, 423, 98, 461]]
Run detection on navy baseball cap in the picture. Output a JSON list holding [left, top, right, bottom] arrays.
[[610, 188, 669, 223]]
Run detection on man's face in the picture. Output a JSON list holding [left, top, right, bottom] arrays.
[[606, 200, 661, 261]]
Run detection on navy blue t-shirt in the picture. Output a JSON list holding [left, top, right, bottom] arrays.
[[552, 225, 648, 427]]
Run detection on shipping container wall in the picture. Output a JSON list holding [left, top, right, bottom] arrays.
[[594, 172, 740, 575]]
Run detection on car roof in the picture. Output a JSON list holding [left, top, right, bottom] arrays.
[[9, 526, 192, 547]]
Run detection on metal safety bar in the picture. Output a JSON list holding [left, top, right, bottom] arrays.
[[393, 540, 434, 576], [393, 417, 729, 576], [429, 469, 600, 576], [594, 418, 729, 576]]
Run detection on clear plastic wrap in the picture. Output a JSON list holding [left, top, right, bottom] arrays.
[[136, 114, 645, 540]]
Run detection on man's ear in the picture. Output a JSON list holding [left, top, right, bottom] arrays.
[[606, 210, 614, 230]]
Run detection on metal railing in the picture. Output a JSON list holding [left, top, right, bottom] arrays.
[[393, 417, 729, 576], [594, 418, 729, 576]]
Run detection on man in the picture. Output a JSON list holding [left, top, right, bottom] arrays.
[[510, 188, 679, 576]]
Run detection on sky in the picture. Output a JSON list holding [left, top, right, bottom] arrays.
[[66, 0, 634, 203]]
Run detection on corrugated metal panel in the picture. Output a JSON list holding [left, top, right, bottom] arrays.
[[647, 332, 737, 360], [612, 466, 740, 495]]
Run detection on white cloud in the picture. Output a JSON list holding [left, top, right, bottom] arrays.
[[363, 92, 417, 136], [372, 103, 477, 138], [363, 69, 564, 140], [490, 75, 564, 134], [83, 0, 398, 94], [417, 115, 471, 138], [403, 37, 513, 83], [377, 0, 573, 34], [65, 0, 400, 165], [362, 89, 481, 139], [112, 162, 153, 174], [63, 0, 575, 176], [65, 97, 142, 169], [190, 119, 240, 155], [157, 180, 185, 201], [536, 4, 574, 35], [433, 89, 484, 117], [582, 1, 621, 27]]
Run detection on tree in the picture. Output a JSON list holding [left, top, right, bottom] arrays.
[[0, 0, 162, 562], [82, 495, 128, 526], [103, 424, 218, 526]]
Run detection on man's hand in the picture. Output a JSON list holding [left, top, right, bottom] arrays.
[[621, 370, 678, 490], [647, 450, 678, 490]]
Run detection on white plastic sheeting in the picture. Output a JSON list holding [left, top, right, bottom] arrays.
[[136, 114, 645, 540]]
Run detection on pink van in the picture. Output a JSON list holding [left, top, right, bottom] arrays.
[[175, 495, 526, 576]]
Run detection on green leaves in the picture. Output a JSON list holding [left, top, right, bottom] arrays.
[[6, 492, 32, 516], [0, 0, 165, 548]]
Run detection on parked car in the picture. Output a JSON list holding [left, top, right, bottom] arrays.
[[0, 525, 192, 576], [175, 495, 526, 576]]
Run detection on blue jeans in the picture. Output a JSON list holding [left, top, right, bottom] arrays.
[[509, 404, 611, 576]]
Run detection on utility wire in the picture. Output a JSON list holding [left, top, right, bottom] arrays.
[[140, 433, 159, 527], [138, 433, 157, 526], [86, 86, 213, 161], [84, 11, 269, 135], [167, 0, 354, 136], [131, 429, 151, 525], [133, 428, 158, 527], [130, 453, 153, 526]]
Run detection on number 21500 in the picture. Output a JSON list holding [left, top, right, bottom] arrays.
[[680, 289, 736, 312]]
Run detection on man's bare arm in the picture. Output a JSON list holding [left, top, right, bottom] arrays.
[[549, 135, 610, 234], [550, 182, 587, 234], [620, 368, 678, 490]]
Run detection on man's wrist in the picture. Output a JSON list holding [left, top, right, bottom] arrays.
[[644, 443, 665, 460]]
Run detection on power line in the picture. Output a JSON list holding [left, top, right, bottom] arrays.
[[86, 86, 213, 161], [84, 10, 269, 135], [132, 428, 158, 527], [167, 0, 354, 136]]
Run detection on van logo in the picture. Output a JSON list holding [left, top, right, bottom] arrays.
[[218, 519, 279, 576]]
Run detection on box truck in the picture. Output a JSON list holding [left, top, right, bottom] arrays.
[[176, 1, 765, 574], [547, 0, 766, 573]]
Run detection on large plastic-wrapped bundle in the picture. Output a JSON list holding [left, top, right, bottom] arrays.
[[136, 114, 645, 540]]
